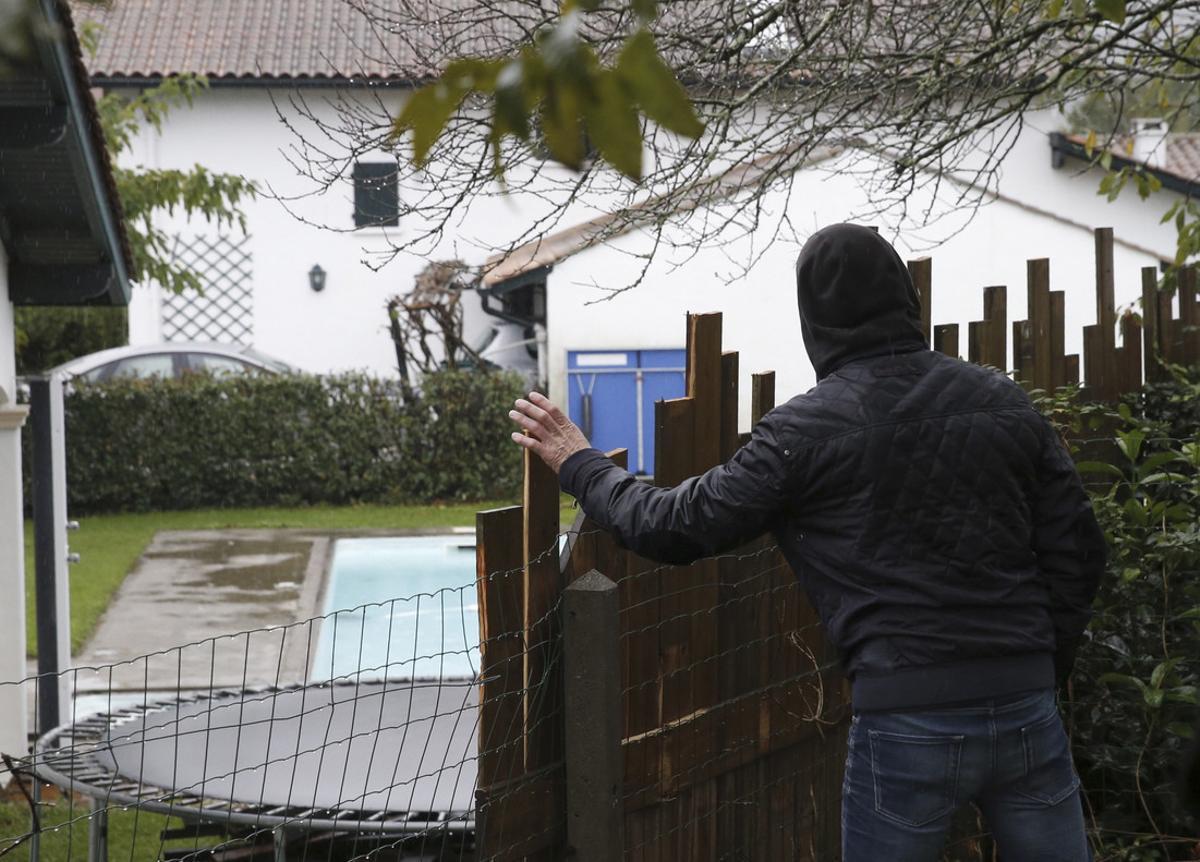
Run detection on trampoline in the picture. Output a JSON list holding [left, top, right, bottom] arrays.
[[31, 679, 479, 844]]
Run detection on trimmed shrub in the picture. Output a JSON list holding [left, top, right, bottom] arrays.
[[42, 369, 525, 513]]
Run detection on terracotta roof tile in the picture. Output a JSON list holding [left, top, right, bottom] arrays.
[[73, 0, 530, 82]]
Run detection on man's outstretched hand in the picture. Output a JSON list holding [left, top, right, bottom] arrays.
[[509, 392, 591, 474]]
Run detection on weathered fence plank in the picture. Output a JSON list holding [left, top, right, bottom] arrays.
[[751, 371, 775, 425], [477, 504, 564, 861], [687, 312, 724, 473], [1142, 267, 1167, 383], [934, 323, 959, 358], [908, 256, 932, 343], [720, 352, 739, 461]]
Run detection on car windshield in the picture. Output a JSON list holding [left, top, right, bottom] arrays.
[[239, 348, 299, 373]]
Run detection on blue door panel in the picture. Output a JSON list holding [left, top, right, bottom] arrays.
[[567, 349, 685, 476]]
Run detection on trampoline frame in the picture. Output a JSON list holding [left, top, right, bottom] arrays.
[[29, 681, 477, 840]]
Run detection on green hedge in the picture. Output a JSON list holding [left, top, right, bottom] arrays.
[[39, 370, 526, 513]]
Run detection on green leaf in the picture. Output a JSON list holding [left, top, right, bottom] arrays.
[[1165, 686, 1198, 705], [392, 58, 503, 165], [617, 30, 704, 139], [539, 78, 587, 170], [1139, 450, 1184, 474], [1099, 672, 1148, 696], [1094, 0, 1126, 23], [494, 58, 534, 142], [1149, 659, 1176, 690], [1076, 460, 1126, 480], [584, 69, 643, 179], [631, 0, 658, 19], [1045, 0, 1066, 18], [392, 81, 467, 165], [1117, 428, 1144, 462], [1122, 496, 1148, 525], [1168, 721, 1196, 739]]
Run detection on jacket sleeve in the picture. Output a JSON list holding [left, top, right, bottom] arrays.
[[1031, 419, 1107, 683], [558, 411, 799, 565]]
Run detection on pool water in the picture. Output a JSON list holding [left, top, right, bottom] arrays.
[[311, 535, 480, 683]]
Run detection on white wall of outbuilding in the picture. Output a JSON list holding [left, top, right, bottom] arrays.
[[543, 114, 1181, 427]]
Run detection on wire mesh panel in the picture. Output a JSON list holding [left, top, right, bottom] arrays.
[[162, 234, 254, 345]]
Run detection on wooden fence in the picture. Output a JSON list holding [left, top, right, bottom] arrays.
[[473, 227, 1199, 861]]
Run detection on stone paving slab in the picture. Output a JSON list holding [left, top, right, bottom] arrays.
[[73, 529, 334, 692]]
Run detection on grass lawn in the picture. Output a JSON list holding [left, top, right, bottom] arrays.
[[24, 498, 579, 658], [0, 786, 178, 862]]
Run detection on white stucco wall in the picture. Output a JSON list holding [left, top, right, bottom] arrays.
[[542, 118, 1180, 426], [121, 87, 628, 375], [0, 238, 30, 764]]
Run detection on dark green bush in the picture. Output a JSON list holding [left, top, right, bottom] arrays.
[[41, 369, 525, 513], [1050, 375, 1200, 860]]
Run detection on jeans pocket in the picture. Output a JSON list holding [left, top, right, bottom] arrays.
[[1017, 708, 1080, 806], [867, 730, 963, 827]]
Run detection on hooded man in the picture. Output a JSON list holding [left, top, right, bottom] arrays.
[[509, 223, 1104, 860]]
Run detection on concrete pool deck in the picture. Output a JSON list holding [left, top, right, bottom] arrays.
[[72, 527, 475, 693]]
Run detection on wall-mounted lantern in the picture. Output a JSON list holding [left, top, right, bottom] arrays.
[[308, 264, 327, 293]]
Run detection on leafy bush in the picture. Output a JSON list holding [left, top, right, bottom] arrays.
[[1052, 376, 1200, 860], [37, 370, 525, 513]]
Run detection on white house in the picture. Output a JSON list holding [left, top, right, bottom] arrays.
[[79, 2, 1197, 474], [0, 0, 132, 762]]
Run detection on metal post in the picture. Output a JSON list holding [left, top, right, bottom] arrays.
[[30, 774, 41, 862], [87, 803, 108, 862], [29, 375, 72, 735], [562, 569, 623, 862], [273, 827, 287, 862]]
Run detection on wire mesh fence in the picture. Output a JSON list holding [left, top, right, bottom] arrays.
[[0, 520, 860, 862]]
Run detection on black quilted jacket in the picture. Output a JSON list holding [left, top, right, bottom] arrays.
[[559, 224, 1106, 711]]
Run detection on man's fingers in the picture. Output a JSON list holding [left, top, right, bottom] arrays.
[[508, 409, 544, 436], [514, 397, 551, 425], [510, 431, 540, 452], [528, 392, 572, 429]]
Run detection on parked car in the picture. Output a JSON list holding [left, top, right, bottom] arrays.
[[48, 342, 300, 383]]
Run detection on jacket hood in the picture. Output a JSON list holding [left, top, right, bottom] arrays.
[[795, 224, 927, 379]]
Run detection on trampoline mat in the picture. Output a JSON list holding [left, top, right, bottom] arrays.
[[94, 681, 478, 815]]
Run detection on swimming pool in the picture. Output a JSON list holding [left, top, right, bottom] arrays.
[[311, 535, 480, 683]]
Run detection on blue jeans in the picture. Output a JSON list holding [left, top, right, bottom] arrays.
[[842, 689, 1090, 861]]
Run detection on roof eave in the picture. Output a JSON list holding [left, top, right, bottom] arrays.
[[1049, 131, 1200, 200], [36, 0, 131, 305]]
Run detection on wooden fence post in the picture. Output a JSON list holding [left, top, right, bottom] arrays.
[[907, 257, 932, 344], [563, 570, 623, 862], [933, 323, 959, 358]]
